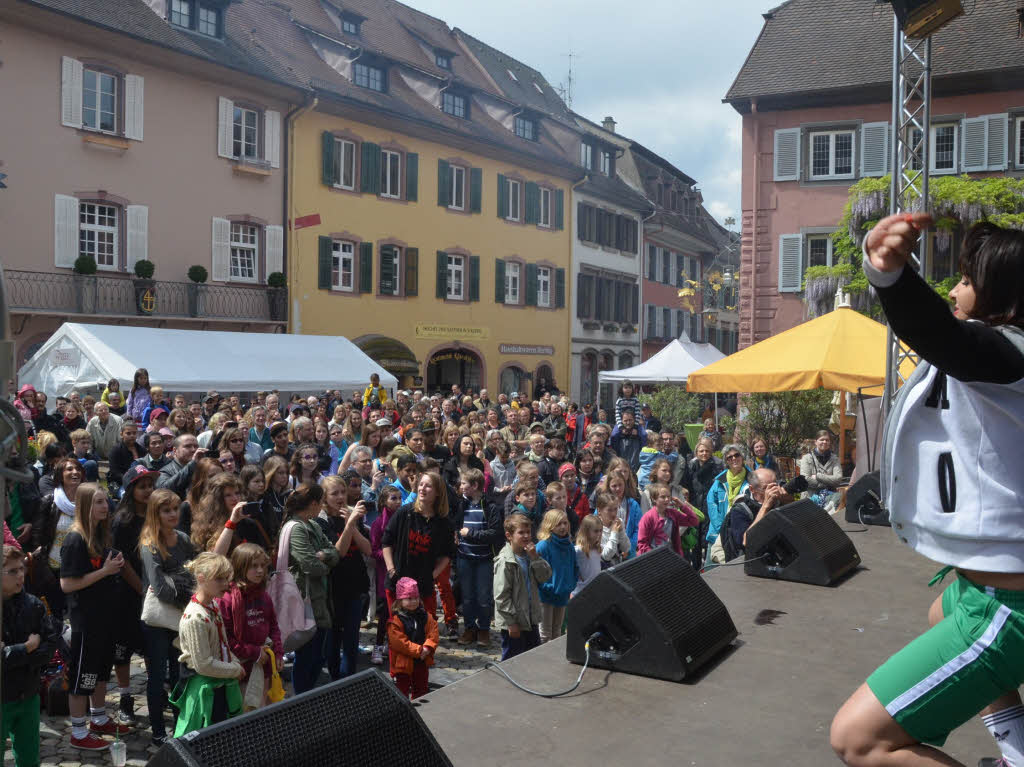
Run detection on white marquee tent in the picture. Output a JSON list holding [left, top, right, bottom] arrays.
[[18, 323, 397, 398], [597, 337, 726, 385]]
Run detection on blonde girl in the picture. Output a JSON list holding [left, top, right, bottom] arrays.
[[59, 483, 129, 751], [171, 553, 244, 735], [534, 509, 578, 643], [573, 514, 603, 596], [139, 489, 196, 744]]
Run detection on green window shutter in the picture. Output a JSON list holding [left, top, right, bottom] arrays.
[[380, 246, 396, 293], [469, 255, 480, 302], [554, 189, 564, 229], [317, 236, 332, 289], [358, 242, 373, 293], [361, 142, 381, 194], [437, 159, 450, 207], [494, 258, 506, 303], [436, 251, 447, 299], [321, 132, 337, 186], [525, 263, 538, 306], [405, 247, 418, 296], [524, 182, 539, 224], [555, 268, 565, 308], [469, 167, 482, 213], [497, 173, 507, 218], [405, 152, 418, 202]]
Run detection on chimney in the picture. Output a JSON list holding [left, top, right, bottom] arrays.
[[602, 116, 616, 133]]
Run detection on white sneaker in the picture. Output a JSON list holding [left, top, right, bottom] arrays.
[[371, 645, 384, 665]]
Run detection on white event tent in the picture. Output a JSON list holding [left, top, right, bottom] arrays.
[[18, 323, 397, 398], [598, 337, 726, 385]]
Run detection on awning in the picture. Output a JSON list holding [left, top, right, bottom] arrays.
[[597, 337, 726, 385]]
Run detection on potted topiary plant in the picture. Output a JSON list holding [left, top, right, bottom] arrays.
[[266, 271, 286, 321], [187, 264, 208, 317], [73, 255, 98, 314], [132, 259, 156, 316]]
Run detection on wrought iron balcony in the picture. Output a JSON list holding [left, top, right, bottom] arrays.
[[5, 270, 286, 324]]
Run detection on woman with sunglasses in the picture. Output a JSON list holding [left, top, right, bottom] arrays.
[[704, 444, 750, 568]]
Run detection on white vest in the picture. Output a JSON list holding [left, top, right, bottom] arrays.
[[882, 326, 1024, 571]]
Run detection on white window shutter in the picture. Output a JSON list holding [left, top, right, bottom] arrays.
[[212, 217, 231, 281], [961, 117, 988, 173], [773, 127, 801, 181], [860, 122, 889, 177], [61, 56, 83, 129], [217, 97, 234, 159], [986, 113, 1008, 171], [778, 234, 803, 293], [264, 110, 281, 168], [265, 225, 284, 278], [54, 194, 80, 267], [124, 75, 144, 141], [126, 205, 148, 271]]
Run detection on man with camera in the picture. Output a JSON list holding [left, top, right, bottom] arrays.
[[714, 468, 806, 563]]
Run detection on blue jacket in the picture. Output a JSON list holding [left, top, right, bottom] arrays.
[[705, 468, 751, 544], [536, 534, 580, 607], [609, 424, 648, 473], [637, 448, 678, 488]]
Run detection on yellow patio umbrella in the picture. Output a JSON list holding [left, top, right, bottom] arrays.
[[686, 306, 914, 393]]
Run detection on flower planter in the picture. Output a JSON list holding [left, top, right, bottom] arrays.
[[73, 274, 97, 314], [267, 287, 287, 321], [187, 283, 206, 317]]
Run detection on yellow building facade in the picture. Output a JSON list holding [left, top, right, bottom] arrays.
[[288, 107, 577, 396]]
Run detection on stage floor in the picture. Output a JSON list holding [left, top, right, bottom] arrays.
[[418, 527, 995, 765]]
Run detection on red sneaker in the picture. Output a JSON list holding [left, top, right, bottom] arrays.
[[70, 733, 110, 751], [89, 719, 131, 735]]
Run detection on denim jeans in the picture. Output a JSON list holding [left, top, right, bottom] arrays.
[[500, 626, 540, 661], [78, 458, 99, 482], [457, 556, 493, 630], [142, 624, 180, 738], [326, 598, 364, 681], [292, 627, 328, 695]]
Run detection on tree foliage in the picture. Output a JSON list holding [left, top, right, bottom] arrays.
[[724, 390, 834, 459], [638, 387, 704, 433]]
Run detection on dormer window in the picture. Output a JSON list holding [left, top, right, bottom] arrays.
[[436, 52, 451, 69], [169, 0, 223, 38], [599, 149, 612, 176], [514, 115, 536, 141], [341, 16, 360, 36], [442, 91, 467, 119], [533, 82, 544, 94], [354, 61, 386, 93], [580, 143, 593, 170], [507, 69, 519, 83]]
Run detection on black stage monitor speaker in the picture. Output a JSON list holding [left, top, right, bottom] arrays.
[[745, 499, 861, 586], [888, 0, 963, 38], [566, 546, 737, 682], [845, 470, 889, 527], [150, 669, 452, 767]]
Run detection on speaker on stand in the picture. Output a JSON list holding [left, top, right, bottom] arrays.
[[566, 547, 737, 682], [744, 499, 861, 586]]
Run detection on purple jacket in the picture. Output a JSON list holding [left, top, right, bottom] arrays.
[[370, 505, 397, 596], [637, 506, 699, 556], [125, 388, 152, 423]]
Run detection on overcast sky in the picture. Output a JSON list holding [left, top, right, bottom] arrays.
[[403, 0, 770, 228]]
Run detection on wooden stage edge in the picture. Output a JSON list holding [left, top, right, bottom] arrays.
[[417, 527, 995, 766]]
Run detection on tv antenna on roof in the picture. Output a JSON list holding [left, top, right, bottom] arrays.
[[557, 50, 578, 109]]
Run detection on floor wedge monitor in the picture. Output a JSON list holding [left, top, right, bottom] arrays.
[[150, 669, 453, 767], [566, 546, 737, 682], [745, 498, 861, 586]]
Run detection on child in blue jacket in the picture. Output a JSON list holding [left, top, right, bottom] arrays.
[[535, 510, 579, 643]]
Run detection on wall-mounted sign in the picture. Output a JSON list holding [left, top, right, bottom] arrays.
[[415, 324, 489, 340], [50, 348, 80, 367], [428, 352, 480, 365], [499, 344, 554, 356]]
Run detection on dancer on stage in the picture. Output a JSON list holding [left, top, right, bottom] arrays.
[[831, 215, 1024, 767]]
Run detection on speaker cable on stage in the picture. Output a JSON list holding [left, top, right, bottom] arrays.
[[484, 632, 601, 697]]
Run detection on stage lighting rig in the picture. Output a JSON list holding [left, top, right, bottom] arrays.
[[887, 0, 964, 38]]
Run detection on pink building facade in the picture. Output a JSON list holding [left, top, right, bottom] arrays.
[[1, 0, 304, 367], [725, 0, 1024, 346]]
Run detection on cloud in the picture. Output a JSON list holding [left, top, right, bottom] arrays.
[[402, 0, 767, 226]]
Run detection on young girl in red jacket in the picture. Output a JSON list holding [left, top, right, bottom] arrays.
[[218, 543, 283, 709], [387, 577, 439, 700]]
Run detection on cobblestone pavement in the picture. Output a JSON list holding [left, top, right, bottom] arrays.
[[4, 623, 498, 767]]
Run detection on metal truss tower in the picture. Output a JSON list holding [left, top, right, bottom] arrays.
[[882, 15, 932, 413]]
